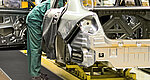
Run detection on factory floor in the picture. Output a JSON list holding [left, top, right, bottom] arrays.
[[1, 50, 150, 80], [0, 50, 62, 80]]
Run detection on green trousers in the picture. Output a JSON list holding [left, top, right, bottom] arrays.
[[26, 0, 51, 77], [26, 0, 64, 77]]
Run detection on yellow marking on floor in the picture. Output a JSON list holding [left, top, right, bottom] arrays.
[[0, 68, 12, 80], [20, 50, 27, 54], [20, 50, 80, 80]]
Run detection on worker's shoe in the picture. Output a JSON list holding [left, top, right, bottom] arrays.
[[32, 73, 48, 80], [32, 76, 43, 80], [40, 73, 48, 80], [32, 76, 48, 80]]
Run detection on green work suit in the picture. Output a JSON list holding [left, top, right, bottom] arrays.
[[26, 0, 64, 77]]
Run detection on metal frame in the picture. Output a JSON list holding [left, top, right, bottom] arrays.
[[66, 64, 136, 80]]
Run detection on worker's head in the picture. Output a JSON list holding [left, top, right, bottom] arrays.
[[41, 0, 47, 2]]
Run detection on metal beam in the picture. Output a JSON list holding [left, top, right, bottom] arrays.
[[0, 8, 29, 15]]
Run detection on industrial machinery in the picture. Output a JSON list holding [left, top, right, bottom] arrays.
[[0, 8, 29, 48], [0, 0, 34, 48]]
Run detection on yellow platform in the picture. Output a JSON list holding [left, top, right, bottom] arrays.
[[20, 50, 79, 80]]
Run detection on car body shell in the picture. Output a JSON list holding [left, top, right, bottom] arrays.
[[43, 0, 150, 68]]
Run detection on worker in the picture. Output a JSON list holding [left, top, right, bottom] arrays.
[[26, 0, 64, 80]]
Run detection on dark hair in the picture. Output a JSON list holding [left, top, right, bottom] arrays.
[[41, 0, 46, 2]]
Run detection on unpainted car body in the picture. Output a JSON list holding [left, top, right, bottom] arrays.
[[0, 8, 29, 48], [42, 0, 150, 68]]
